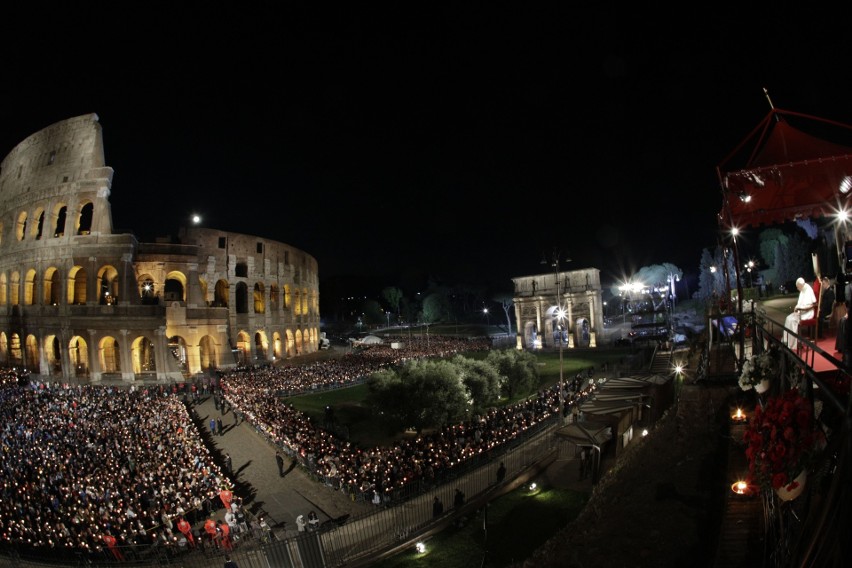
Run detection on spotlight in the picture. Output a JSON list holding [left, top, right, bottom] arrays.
[[738, 192, 752, 203], [415, 542, 426, 554]]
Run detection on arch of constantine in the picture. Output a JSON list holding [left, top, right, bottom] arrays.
[[512, 267, 605, 350], [0, 114, 321, 382]]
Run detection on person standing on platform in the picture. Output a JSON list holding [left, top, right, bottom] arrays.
[[453, 488, 465, 510], [819, 275, 835, 338], [209, 417, 217, 436], [783, 277, 817, 348], [432, 496, 444, 518], [275, 451, 285, 476]]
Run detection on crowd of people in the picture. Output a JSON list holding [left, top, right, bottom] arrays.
[[0, 369, 233, 557], [218, 336, 597, 504], [0, 334, 600, 560]]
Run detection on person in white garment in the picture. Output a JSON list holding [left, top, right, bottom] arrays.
[[783, 277, 817, 348]]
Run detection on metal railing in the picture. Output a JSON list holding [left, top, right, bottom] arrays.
[[740, 312, 852, 568]]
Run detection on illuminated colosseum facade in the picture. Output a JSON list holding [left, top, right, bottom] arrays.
[[0, 114, 321, 382]]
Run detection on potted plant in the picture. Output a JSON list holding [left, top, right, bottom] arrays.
[[738, 350, 777, 393], [743, 387, 822, 499]]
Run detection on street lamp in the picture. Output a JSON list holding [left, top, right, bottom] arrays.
[[483, 307, 490, 327], [386, 311, 391, 329], [542, 250, 570, 421]]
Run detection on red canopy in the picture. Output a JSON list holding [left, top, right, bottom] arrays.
[[718, 108, 852, 229]]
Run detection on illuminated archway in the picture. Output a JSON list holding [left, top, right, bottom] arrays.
[[254, 330, 268, 361], [67, 266, 87, 304], [295, 329, 304, 355], [25, 335, 39, 372], [169, 335, 188, 374], [131, 335, 157, 373], [99, 336, 121, 373], [138, 274, 156, 304], [214, 279, 229, 307], [285, 329, 295, 358], [69, 336, 89, 377], [272, 331, 282, 360], [43, 267, 61, 305], [9, 333, 22, 365], [164, 271, 187, 303], [253, 283, 265, 314], [235, 331, 251, 365], [0, 332, 7, 363], [97, 265, 119, 305], [199, 335, 217, 371], [44, 335, 62, 375]]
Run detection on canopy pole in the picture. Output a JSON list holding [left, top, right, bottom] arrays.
[[763, 87, 775, 110]]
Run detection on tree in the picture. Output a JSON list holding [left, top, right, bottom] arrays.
[[451, 355, 502, 413], [493, 292, 514, 336], [486, 348, 539, 399], [381, 286, 403, 317], [421, 291, 452, 323], [365, 359, 469, 434], [365, 369, 410, 434]]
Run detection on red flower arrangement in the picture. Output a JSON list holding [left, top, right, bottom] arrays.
[[743, 387, 821, 492]]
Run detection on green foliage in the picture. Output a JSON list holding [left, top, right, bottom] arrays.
[[365, 369, 410, 434], [422, 292, 453, 323], [382, 286, 404, 315], [451, 355, 502, 413], [366, 359, 469, 433], [486, 348, 539, 398]]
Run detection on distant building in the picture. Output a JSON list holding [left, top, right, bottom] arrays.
[[512, 268, 604, 350], [0, 114, 320, 382]]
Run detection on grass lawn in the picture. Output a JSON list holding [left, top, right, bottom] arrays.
[[372, 483, 589, 568]]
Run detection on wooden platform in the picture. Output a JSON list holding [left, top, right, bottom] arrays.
[[714, 418, 765, 567]]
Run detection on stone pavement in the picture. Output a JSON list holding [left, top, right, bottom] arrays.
[[187, 392, 373, 538]]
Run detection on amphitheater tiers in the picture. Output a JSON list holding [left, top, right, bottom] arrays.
[[0, 114, 321, 383]]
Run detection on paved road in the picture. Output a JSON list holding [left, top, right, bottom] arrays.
[[187, 390, 373, 539]]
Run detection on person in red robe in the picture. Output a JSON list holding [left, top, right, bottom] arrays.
[[219, 489, 233, 511], [176, 517, 195, 548], [218, 522, 233, 551], [204, 517, 218, 547], [102, 534, 124, 561]]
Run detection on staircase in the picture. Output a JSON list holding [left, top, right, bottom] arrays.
[[649, 346, 672, 375]]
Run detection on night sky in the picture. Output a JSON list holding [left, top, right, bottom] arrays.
[[2, 4, 851, 297]]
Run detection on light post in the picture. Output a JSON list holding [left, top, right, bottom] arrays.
[[542, 250, 570, 420], [386, 311, 391, 329], [483, 307, 490, 327]]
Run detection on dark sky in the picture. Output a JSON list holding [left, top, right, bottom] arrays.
[[3, 4, 852, 296]]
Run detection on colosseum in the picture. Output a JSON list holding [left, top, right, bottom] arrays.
[[0, 113, 321, 382]]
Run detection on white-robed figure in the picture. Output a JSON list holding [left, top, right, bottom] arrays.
[[783, 277, 817, 348]]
